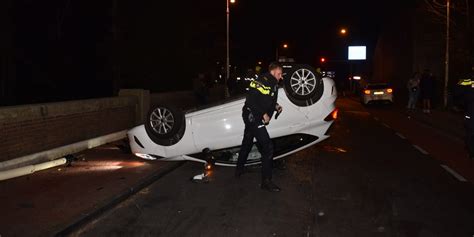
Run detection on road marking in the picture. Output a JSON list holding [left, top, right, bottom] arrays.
[[413, 145, 429, 155], [440, 165, 467, 182], [382, 123, 391, 129], [395, 132, 406, 139], [374, 117, 380, 121]]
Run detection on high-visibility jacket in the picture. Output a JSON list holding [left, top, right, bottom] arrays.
[[244, 72, 279, 121], [455, 77, 474, 118]]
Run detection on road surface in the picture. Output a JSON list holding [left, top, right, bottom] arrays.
[[73, 98, 474, 237]]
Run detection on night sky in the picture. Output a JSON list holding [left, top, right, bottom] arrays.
[[183, 0, 397, 68], [5, 0, 409, 104], [230, 0, 386, 63]]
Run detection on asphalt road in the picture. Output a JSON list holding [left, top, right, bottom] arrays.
[[73, 98, 474, 237]]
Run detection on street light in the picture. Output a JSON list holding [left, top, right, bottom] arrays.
[[338, 28, 354, 92], [225, 0, 235, 98], [340, 28, 347, 35]]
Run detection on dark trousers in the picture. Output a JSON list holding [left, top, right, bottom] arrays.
[[236, 108, 273, 180], [465, 117, 474, 157]]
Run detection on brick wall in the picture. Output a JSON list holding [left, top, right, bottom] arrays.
[[0, 97, 137, 162]]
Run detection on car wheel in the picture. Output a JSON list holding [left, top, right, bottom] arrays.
[[283, 64, 324, 106], [144, 105, 185, 146]]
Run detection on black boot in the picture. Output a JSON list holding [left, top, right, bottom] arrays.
[[261, 179, 281, 192]]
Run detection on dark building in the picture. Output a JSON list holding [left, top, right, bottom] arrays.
[[0, 1, 227, 106], [373, 0, 473, 106], [0, 1, 15, 106]]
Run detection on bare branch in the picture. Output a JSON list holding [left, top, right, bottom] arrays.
[[424, 0, 446, 18], [432, 0, 446, 8], [423, 0, 459, 27]]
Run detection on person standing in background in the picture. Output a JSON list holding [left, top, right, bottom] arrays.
[[193, 73, 209, 106], [407, 72, 420, 112], [420, 69, 434, 114], [455, 66, 474, 159]]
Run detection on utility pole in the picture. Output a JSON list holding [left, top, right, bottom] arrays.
[[444, 0, 450, 107], [466, 0, 473, 67], [225, 0, 231, 98]]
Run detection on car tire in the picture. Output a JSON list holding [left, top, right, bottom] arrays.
[[283, 64, 324, 106], [144, 105, 185, 146]]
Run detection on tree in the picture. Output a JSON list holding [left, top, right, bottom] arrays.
[[423, 0, 472, 107]]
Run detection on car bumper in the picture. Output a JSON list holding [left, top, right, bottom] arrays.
[[363, 94, 393, 104]]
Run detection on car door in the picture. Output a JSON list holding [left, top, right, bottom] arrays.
[[189, 99, 246, 151]]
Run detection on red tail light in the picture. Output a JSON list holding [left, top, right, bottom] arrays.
[[325, 109, 338, 121]]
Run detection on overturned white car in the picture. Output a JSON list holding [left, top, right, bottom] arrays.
[[128, 64, 337, 166]]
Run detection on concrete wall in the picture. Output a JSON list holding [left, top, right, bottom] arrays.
[[0, 86, 223, 164], [119, 89, 150, 124], [0, 96, 137, 162]]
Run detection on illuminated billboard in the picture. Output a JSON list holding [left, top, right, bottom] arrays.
[[348, 46, 366, 60]]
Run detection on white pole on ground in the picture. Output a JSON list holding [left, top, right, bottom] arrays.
[[0, 158, 67, 181]]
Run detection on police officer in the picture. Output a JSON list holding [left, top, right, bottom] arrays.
[[455, 66, 474, 159], [235, 62, 283, 192]]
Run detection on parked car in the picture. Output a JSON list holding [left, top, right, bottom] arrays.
[[361, 83, 394, 105], [128, 64, 338, 166]]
